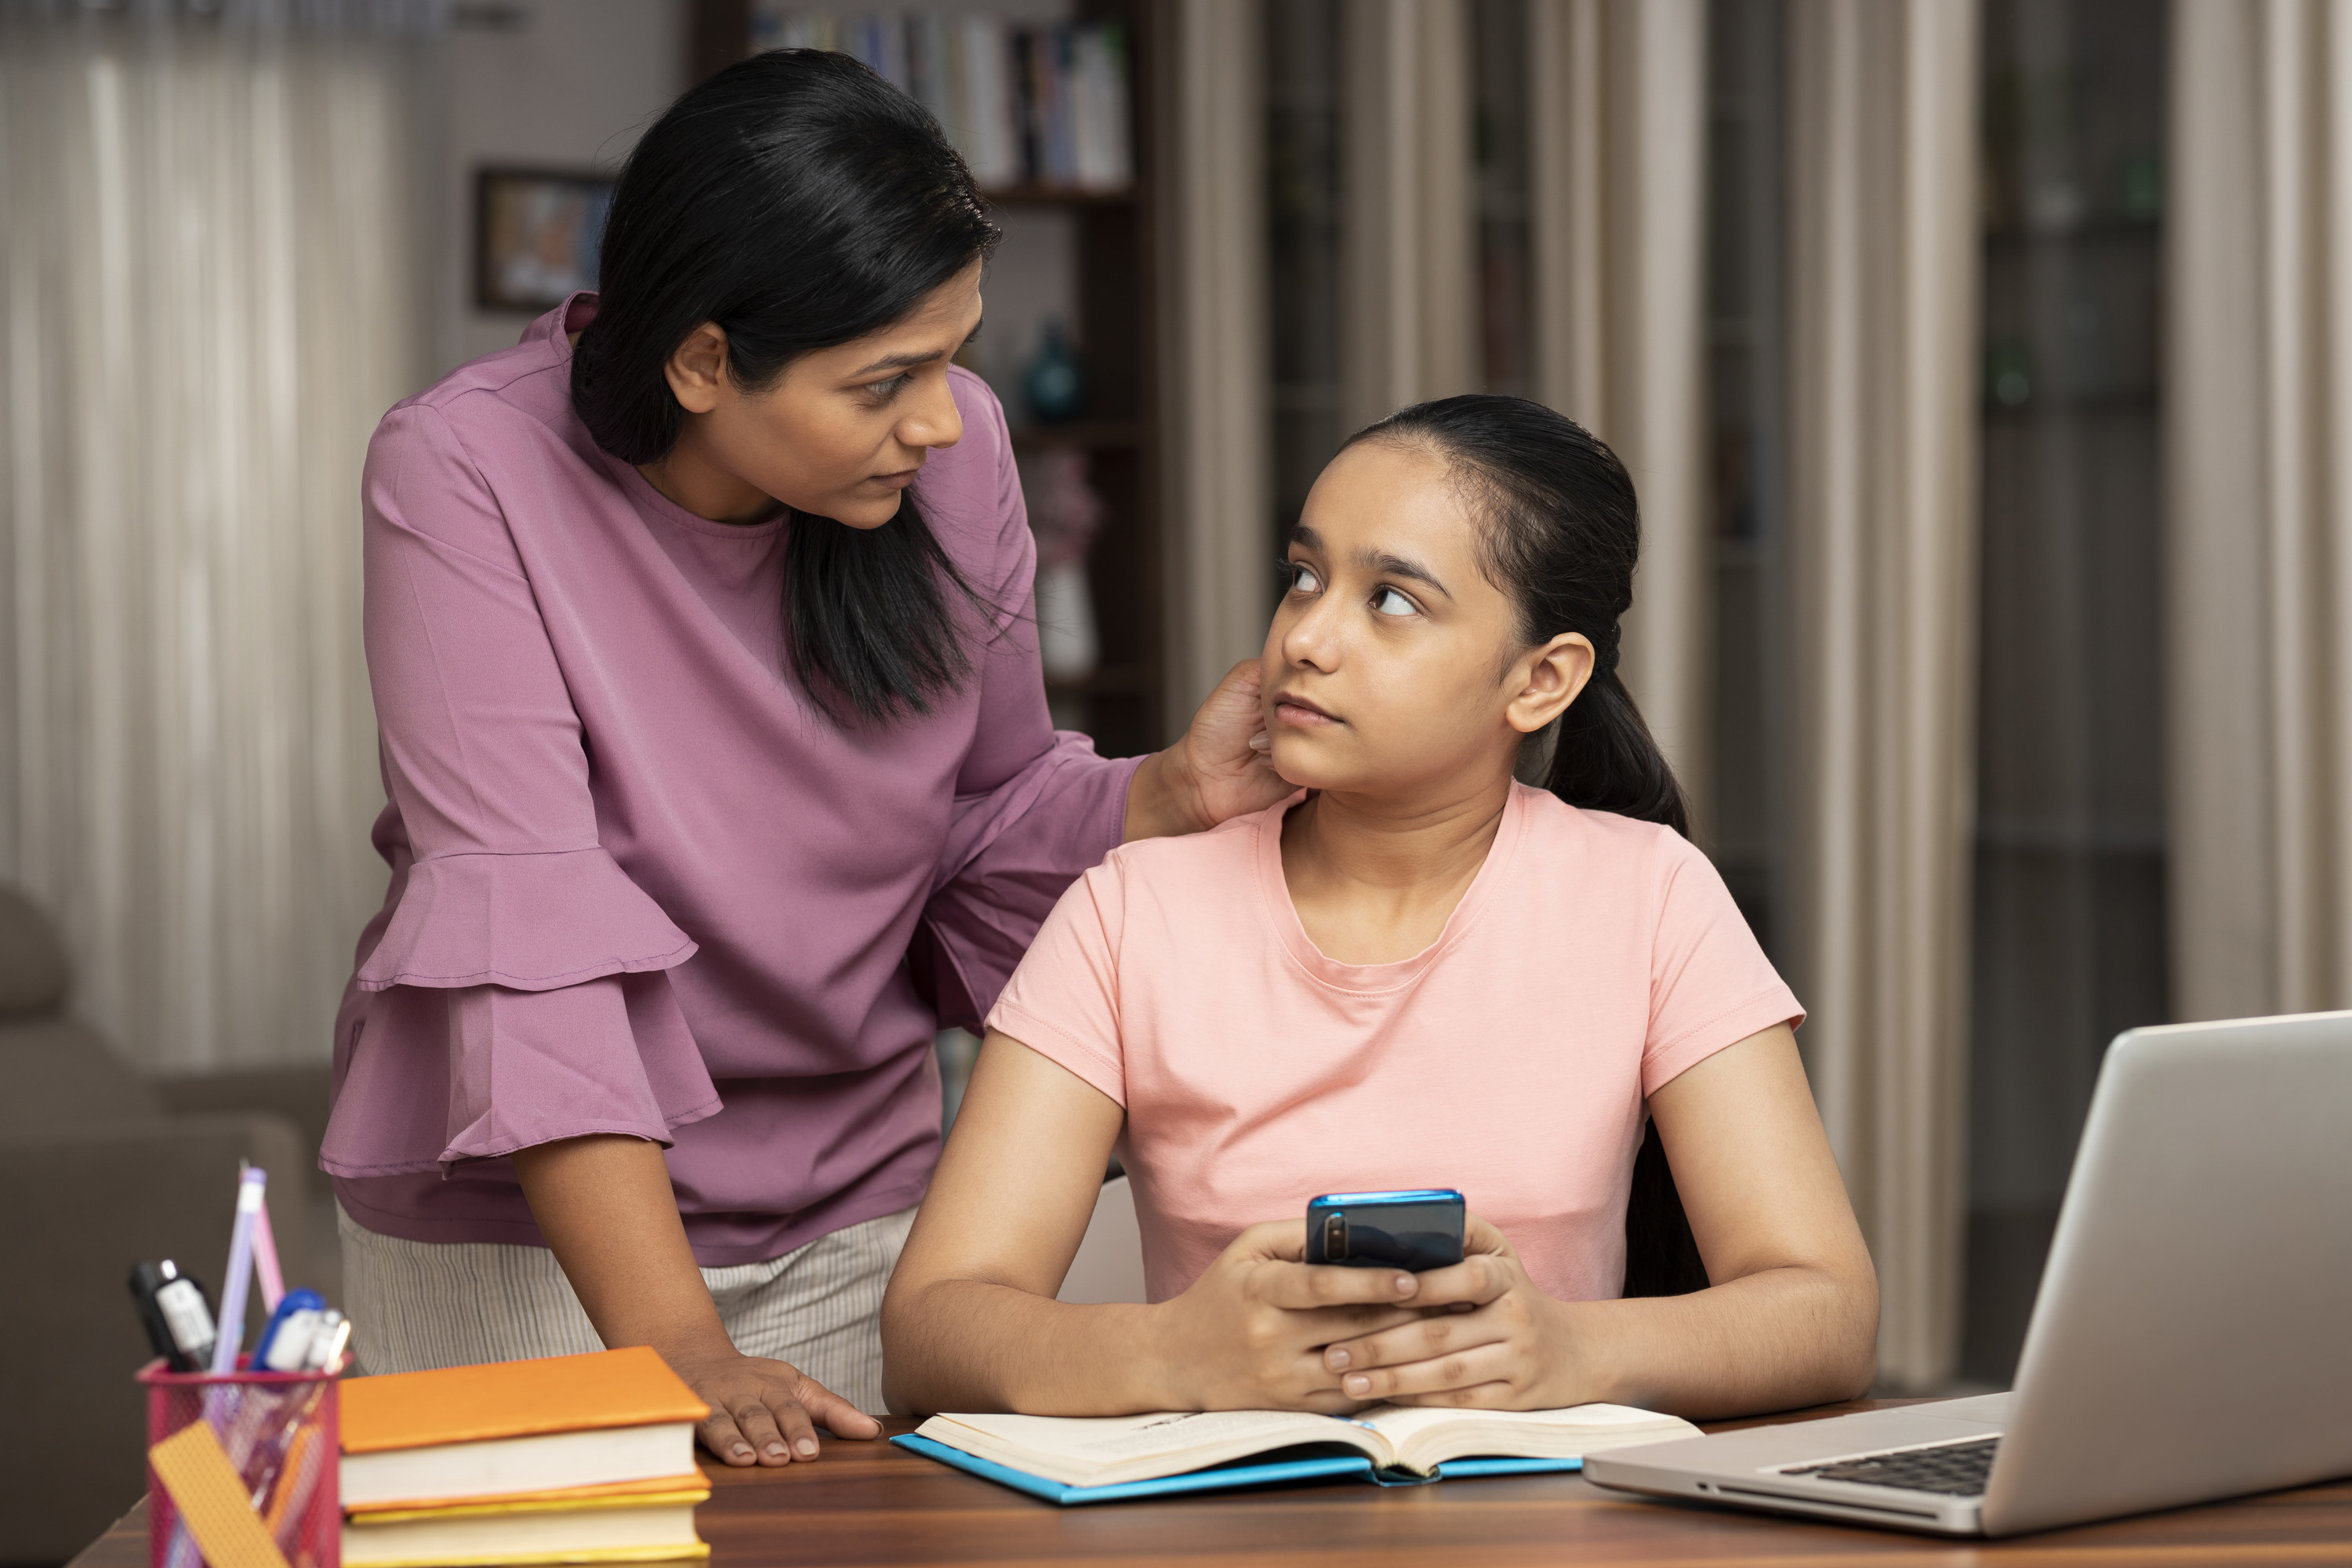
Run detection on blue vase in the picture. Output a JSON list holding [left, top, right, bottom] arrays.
[[1022, 321, 1085, 423]]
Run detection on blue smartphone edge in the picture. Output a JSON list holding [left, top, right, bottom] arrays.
[[1305, 1189, 1465, 1208]]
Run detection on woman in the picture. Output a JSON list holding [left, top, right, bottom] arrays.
[[882, 397, 1877, 1419], [319, 51, 1286, 1467]]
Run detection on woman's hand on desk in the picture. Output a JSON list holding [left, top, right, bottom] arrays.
[[511, 1134, 883, 1466], [660, 1340, 882, 1468], [1314, 1215, 1588, 1410]]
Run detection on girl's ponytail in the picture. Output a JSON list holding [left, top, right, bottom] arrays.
[[1342, 394, 1691, 840], [1548, 663, 1690, 837], [1345, 395, 1707, 1299]]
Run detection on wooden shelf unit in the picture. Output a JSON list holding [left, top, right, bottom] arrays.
[[689, 1, 1167, 760]]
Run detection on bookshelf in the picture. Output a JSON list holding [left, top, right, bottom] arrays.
[[688, 1, 1167, 760], [1963, 0, 2169, 1386]]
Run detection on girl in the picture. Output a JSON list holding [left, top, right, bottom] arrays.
[[881, 397, 1877, 1419]]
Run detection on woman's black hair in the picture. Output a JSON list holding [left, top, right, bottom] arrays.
[[572, 49, 1003, 723], [1343, 393, 1692, 837], [1344, 394, 1708, 1298]]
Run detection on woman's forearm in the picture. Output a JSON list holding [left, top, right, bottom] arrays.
[[1570, 1261, 1877, 1420], [884, 1279, 1174, 1415], [512, 1134, 733, 1361]]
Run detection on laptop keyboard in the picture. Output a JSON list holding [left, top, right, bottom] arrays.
[[1781, 1436, 2001, 1497]]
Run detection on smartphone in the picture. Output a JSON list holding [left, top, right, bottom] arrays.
[[1305, 1189, 1466, 1272]]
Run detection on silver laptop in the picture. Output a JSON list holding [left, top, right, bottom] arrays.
[[1584, 1010, 2352, 1536]]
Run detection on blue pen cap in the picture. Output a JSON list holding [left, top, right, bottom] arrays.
[[252, 1288, 327, 1371]]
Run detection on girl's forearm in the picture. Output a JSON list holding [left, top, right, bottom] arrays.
[[1570, 1263, 1878, 1420], [884, 1279, 1175, 1415]]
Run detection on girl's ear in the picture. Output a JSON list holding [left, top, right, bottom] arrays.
[[1505, 632, 1595, 735], [662, 322, 731, 414]]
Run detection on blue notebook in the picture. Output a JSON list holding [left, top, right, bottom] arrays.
[[892, 1404, 1698, 1506], [893, 1433, 1581, 1504]]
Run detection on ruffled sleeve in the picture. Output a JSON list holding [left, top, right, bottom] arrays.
[[322, 401, 720, 1178], [356, 848, 697, 993]]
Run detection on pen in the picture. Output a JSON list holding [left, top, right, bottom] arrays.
[[249, 1186, 285, 1315], [253, 1290, 325, 1373], [128, 1260, 216, 1373], [210, 1167, 267, 1375]]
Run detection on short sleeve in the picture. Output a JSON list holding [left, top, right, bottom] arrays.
[[1640, 839, 1805, 1098], [983, 858, 1131, 1106]]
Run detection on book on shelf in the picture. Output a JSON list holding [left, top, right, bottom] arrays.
[[895, 1402, 1702, 1505], [749, 7, 1133, 193], [339, 1346, 712, 1565]]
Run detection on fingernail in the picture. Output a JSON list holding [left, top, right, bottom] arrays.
[[1345, 1374, 1370, 1396], [1394, 1273, 1417, 1295], [1327, 1347, 1351, 1370], [796, 1437, 820, 1457], [765, 1442, 787, 1457]]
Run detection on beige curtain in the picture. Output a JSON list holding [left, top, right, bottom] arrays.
[[1161, 0, 1276, 720], [1784, 0, 1980, 1391], [1339, 0, 1479, 434], [0, 9, 426, 1071], [2167, 0, 2352, 1022], [1525, 0, 1710, 818]]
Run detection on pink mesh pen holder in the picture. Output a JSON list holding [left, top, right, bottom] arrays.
[[140, 1357, 342, 1568]]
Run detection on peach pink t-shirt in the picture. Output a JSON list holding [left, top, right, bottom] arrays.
[[987, 782, 1804, 1305]]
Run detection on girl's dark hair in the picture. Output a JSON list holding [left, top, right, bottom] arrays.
[[1345, 395, 1708, 1298], [1343, 394, 1692, 837], [572, 49, 1002, 723]]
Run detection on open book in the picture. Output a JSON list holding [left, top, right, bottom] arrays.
[[899, 1403, 1701, 1503]]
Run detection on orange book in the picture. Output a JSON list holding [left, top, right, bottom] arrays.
[[343, 1347, 708, 1452], [341, 1348, 711, 1512]]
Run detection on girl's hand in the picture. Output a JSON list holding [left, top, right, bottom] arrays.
[[661, 1338, 881, 1465], [1315, 1215, 1585, 1410], [1152, 1220, 1429, 1411], [1124, 660, 1294, 840]]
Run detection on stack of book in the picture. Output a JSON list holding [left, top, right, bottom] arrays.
[[750, 9, 1134, 192], [338, 1347, 711, 1567]]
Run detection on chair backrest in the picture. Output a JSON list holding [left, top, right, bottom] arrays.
[[1621, 1118, 1711, 1298], [0, 884, 70, 1020], [1058, 1174, 1148, 1305], [0, 885, 160, 1131], [0, 1017, 165, 1132]]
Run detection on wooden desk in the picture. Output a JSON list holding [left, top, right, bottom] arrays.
[[71, 1402, 2352, 1567]]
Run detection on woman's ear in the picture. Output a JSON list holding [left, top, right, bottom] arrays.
[[1505, 632, 1594, 735], [662, 322, 731, 414]]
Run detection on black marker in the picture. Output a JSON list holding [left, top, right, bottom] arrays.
[[129, 1259, 217, 1371]]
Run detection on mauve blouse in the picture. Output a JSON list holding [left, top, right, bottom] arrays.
[[320, 296, 1140, 1265]]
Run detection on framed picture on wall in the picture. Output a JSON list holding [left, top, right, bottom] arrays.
[[474, 168, 615, 312]]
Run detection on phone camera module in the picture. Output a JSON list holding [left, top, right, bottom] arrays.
[[1322, 1211, 1347, 1261]]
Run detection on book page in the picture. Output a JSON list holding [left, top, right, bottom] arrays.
[[1360, 1403, 1688, 1443], [1357, 1403, 1703, 1474]]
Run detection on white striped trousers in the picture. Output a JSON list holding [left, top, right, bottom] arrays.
[[337, 1204, 916, 1416]]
